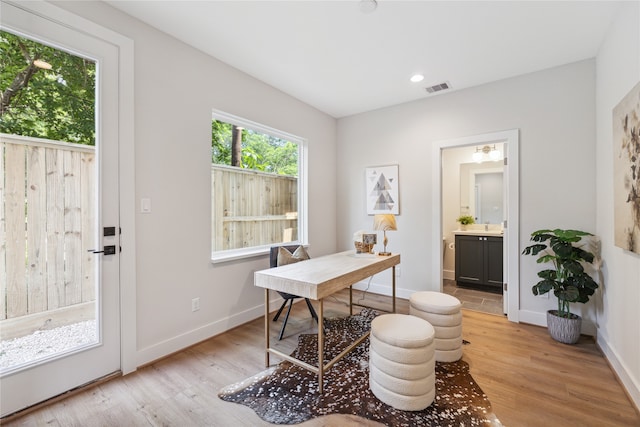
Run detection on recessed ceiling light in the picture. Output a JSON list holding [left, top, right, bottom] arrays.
[[410, 74, 424, 83], [359, 0, 377, 14]]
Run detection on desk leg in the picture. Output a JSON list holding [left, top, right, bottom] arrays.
[[318, 298, 324, 393], [392, 266, 396, 313], [265, 289, 270, 367], [349, 285, 353, 315]]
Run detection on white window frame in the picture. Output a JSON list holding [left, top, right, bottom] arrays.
[[210, 110, 308, 263]]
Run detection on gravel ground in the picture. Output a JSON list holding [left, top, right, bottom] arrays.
[[0, 320, 97, 370]]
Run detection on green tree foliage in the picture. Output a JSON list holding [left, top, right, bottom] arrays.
[[211, 120, 298, 176], [0, 30, 96, 145]]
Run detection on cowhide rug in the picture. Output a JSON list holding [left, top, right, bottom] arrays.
[[218, 309, 502, 426]]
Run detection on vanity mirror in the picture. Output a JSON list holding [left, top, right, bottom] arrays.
[[459, 162, 504, 225]]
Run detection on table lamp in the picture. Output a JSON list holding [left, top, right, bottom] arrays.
[[373, 214, 397, 256]]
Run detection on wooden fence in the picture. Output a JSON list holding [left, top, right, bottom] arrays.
[[0, 134, 96, 321], [0, 136, 297, 323], [212, 164, 298, 251]]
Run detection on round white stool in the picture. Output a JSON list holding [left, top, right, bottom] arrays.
[[369, 314, 436, 411], [409, 291, 463, 362]]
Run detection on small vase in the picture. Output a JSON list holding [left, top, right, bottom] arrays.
[[460, 224, 468, 231]]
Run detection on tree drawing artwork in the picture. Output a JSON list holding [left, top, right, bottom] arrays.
[[366, 165, 399, 214], [613, 81, 640, 254], [621, 113, 640, 251]]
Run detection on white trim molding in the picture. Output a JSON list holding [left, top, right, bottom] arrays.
[[432, 129, 520, 322]]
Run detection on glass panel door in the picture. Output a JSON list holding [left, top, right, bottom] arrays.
[[0, 2, 121, 416]]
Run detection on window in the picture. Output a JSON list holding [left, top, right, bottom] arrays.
[[211, 110, 307, 262]]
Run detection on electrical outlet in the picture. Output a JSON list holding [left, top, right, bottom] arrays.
[[191, 297, 200, 312]]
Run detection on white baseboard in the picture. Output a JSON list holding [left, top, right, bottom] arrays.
[[351, 279, 414, 300], [443, 269, 455, 281], [517, 309, 547, 327], [136, 295, 284, 367], [597, 331, 640, 411], [135, 288, 639, 416], [135, 281, 405, 367]]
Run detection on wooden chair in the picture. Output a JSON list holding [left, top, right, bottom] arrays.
[[270, 245, 319, 340]]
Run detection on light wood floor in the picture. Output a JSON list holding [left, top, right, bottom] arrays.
[[3, 290, 639, 426]]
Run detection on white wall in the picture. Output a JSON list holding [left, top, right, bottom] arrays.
[[337, 59, 596, 320], [55, 1, 337, 365], [595, 1, 640, 408], [45, 1, 639, 408]]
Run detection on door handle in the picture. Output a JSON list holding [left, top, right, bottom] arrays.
[[88, 245, 117, 255]]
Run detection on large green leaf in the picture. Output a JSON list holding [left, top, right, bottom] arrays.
[[557, 286, 580, 302], [537, 269, 557, 280], [533, 279, 555, 295]]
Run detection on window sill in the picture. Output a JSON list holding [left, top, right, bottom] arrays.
[[211, 242, 306, 264]]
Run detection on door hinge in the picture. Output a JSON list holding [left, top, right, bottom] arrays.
[[503, 157, 508, 166], [503, 282, 508, 291]]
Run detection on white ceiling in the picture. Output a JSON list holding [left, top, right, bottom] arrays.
[[105, 0, 623, 118]]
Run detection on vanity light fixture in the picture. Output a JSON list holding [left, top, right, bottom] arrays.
[[472, 144, 501, 163]]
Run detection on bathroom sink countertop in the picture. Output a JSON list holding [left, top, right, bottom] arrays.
[[453, 229, 504, 236]]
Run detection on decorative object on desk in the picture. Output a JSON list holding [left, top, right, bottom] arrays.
[[374, 214, 397, 256], [612, 80, 640, 254], [353, 230, 372, 254], [366, 165, 399, 215], [456, 215, 475, 231], [353, 230, 376, 254], [218, 309, 502, 426], [522, 229, 599, 344]]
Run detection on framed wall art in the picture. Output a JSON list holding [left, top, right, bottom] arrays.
[[613, 80, 640, 254], [366, 165, 399, 215]]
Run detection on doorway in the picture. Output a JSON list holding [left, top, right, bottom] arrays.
[[431, 130, 519, 322], [0, 1, 134, 416]]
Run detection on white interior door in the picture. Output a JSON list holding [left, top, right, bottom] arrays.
[[0, 2, 121, 416]]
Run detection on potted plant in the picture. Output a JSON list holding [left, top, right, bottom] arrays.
[[522, 229, 599, 344], [456, 215, 475, 230]]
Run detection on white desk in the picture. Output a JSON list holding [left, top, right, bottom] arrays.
[[254, 250, 400, 393]]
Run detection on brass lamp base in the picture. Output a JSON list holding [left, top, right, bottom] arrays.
[[378, 251, 392, 256]]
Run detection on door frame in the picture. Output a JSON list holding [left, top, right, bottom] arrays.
[[431, 129, 519, 322], [3, 0, 137, 373]]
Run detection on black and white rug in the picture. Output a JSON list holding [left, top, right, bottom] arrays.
[[218, 310, 502, 426]]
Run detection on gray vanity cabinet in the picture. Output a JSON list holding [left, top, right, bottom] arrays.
[[455, 234, 503, 291]]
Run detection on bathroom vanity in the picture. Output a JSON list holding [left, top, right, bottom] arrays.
[[454, 230, 503, 292]]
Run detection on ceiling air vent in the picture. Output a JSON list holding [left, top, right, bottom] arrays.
[[425, 81, 451, 94]]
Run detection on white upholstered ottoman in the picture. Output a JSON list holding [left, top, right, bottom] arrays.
[[369, 314, 436, 411], [409, 291, 463, 362]]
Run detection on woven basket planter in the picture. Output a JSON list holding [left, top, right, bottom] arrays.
[[546, 310, 582, 344]]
